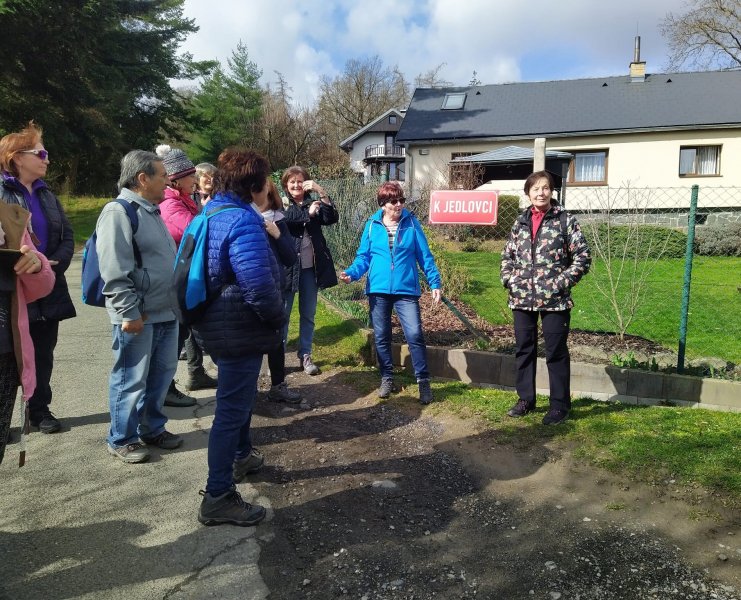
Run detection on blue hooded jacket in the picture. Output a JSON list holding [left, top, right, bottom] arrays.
[[344, 208, 441, 296], [192, 192, 285, 358]]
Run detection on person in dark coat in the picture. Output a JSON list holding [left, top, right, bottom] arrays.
[[193, 148, 285, 527], [255, 180, 299, 403], [500, 170, 591, 425], [0, 122, 76, 434], [281, 166, 338, 376]]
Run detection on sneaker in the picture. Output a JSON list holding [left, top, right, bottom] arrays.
[[164, 382, 197, 407], [301, 354, 320, 376], [507, 400, 535, 417], [185, 368, 217, 391], [107, 442, 150, 464], [418, 379, 433, 405], [268, 382, 302, 403], [377, 378, 394, 399], [233, 448, 265, 482], [542, 408, 569, 425], [198, 488, 266, 527], [30, 411, 61, 434], [142, 430, 183, 450]]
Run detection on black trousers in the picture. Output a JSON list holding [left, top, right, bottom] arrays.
[[28, 319, 59, 419], [177, 324, 204, 374], [0, 352, 19, 464], [267, 343, 285, 388], [513, 309, 571, 411]]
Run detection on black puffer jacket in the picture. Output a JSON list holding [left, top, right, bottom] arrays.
[[0, 178, 76, 322], [283, 194, 339, 291]]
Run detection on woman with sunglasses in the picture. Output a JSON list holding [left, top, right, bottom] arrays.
[[339, 181, 441, 404], [0, 121, 76, 435]]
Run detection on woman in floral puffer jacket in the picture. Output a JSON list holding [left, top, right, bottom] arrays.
[[500, 170, 591, 425]]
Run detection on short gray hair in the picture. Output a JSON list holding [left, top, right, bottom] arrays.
[[117, 150, 161, 192]]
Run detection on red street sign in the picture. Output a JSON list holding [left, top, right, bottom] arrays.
[[429, 190, 499, 225]]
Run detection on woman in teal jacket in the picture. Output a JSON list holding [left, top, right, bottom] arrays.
[[340, 182, 441, 404]]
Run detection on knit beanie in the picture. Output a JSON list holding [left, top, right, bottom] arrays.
[[155, 144, 196, 181]]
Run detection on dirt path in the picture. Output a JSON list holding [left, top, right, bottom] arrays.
[[252, 360, 739, 599]]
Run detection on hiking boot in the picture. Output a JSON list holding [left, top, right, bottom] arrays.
[[107, 442, 150, 464], [418, 379, 433, 405], [377, 377, 394, 399], [507, 400, 535, 417], [185, 367, 217, 391], [267, 382, 301, 403], [164, 382, 197, 407], [30, 411, 61, 434], [233, 448, 264, 482], [301, 354, 320, 376], [198, 488, 266, 527], [542, 408, 569, 425], [142, 430, 183, 450]]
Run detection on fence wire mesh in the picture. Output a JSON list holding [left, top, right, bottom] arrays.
[[319, 178, 741, 375]]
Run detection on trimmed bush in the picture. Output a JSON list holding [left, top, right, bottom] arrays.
[[695, 222, 741, 257]]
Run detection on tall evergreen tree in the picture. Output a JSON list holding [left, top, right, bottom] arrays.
[[0, 0, 210, 193], [185, 42, 263, 164]]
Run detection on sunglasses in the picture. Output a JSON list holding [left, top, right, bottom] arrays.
[[20, 149, 49, 161], [386, 197, 406, 205]]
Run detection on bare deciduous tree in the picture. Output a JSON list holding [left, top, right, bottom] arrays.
[[414, 63, 453, 88], [317, 55, 410, 143], [661, 0, 741, 70]]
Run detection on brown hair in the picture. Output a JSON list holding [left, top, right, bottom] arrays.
[[0, 121, 43, 176], [523, 170, 555, 195], [267, 179, 283, 211], [376, 181, 405, 207], [280, 165, 310, 195], [212, 148, 270, 201]]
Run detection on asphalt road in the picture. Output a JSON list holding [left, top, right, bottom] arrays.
[[0, 254, 270, 600]]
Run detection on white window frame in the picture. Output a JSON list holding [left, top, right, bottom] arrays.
[[441, 93, 466, 110]]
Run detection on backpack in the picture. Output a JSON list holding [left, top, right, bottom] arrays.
[[170, 204, 239, 326], [81, 199, 141, 307]]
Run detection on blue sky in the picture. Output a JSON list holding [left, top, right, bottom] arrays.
[[179, 0, 685, 105]]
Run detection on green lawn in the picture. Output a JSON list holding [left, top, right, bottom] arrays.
[[61, 195, 109, 247], [445, 250, 741, 363], [315, 299, 741, 505]]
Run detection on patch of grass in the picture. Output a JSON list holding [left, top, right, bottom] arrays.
[[605, 502, 627, 511], [445, 251, 741, 363], [308, 298, 741, 505], [60, 195, 109, 247]]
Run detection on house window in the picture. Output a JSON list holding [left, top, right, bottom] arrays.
[[679, 145, 721, 176], [389, 115, 397, 124], [441, 93, 466, 110], [568, 150, 608, 185]]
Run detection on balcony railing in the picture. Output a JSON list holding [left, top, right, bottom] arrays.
[[365, 144, 406, 159]]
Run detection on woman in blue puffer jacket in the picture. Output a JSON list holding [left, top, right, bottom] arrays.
[[192, 148, 285, 528], [340, 181, 442, 404]]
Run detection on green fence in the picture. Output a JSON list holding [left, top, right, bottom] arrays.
[[319, 178, 741, 374]]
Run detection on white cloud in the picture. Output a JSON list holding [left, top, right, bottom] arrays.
[[178, 0, 683, 105]]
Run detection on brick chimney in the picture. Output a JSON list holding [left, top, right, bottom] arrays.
[[629, 36, 646, 82]]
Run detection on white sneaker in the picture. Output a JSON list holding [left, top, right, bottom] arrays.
[[302, 354, 320, 376]]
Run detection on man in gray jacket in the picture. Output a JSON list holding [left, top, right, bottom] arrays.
[[96, 150, 183, 464]]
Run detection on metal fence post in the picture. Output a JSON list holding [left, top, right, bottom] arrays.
[[677, 184, 699, 373]]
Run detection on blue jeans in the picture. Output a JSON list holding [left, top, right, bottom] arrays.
[[369, 294, 429, 381], [206, 353, 262, 496], [107, 320, 178, 448], [283, 267, 318, 358]]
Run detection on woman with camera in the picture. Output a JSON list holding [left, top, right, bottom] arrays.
[[281, 166, 338, 376]]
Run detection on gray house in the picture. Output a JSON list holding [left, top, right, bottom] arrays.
[[339, 108, 406, 181]]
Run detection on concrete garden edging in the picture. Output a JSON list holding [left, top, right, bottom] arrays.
[[387, 342, 741, 413]]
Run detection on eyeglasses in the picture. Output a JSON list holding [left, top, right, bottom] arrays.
[[19, 149, 49, 161], [386, 197, 406, 205]]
